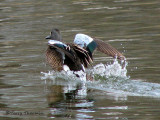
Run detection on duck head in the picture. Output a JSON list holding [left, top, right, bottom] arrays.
[[46, 28, 67, 50], [46, 28, 62, 41]]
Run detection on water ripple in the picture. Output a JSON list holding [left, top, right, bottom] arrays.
[[84, 6, 122, 11]]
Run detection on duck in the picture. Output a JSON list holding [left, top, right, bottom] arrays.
[[45, 28, 125, 72]]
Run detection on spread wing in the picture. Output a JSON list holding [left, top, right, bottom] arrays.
[[94, 38, 125, 60], [69, 43, 93, 68]]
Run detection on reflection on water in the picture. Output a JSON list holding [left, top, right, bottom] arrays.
[[1, 0, 160, 119], [47, 84, 94, 119]]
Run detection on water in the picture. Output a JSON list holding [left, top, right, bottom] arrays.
[[1, 0, 160, 119]]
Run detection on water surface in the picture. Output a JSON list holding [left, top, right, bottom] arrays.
[[1, 0, 160, 119]]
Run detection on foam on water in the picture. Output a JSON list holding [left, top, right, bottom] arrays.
[[91, 59, 128, 79], [41, 59, 160, 98]]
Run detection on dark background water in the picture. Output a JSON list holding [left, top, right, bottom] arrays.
[[1, 0, 160, 119]]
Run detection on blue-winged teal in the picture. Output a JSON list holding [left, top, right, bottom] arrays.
[[45, 28, 125, 71]]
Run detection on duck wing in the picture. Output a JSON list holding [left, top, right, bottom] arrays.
[[48, 43, 76, 62], [69, 43, 93, 68], [46, 47, 64, 71], [94, 38, 125, 60]]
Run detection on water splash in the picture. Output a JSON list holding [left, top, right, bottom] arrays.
[[41, 59, 160, 98], [91, 59, 128, 79]]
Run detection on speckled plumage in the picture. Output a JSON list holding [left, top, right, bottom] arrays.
[[46, 47, 63, 71]]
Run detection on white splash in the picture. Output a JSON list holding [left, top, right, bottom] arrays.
[[41, 59, 160, 98], [41, 70, 87, 81], [41, 59, 127, 81], [91, 60, 128, 79], [41, 70, 88, 97], [63, 65, 70, 71]]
